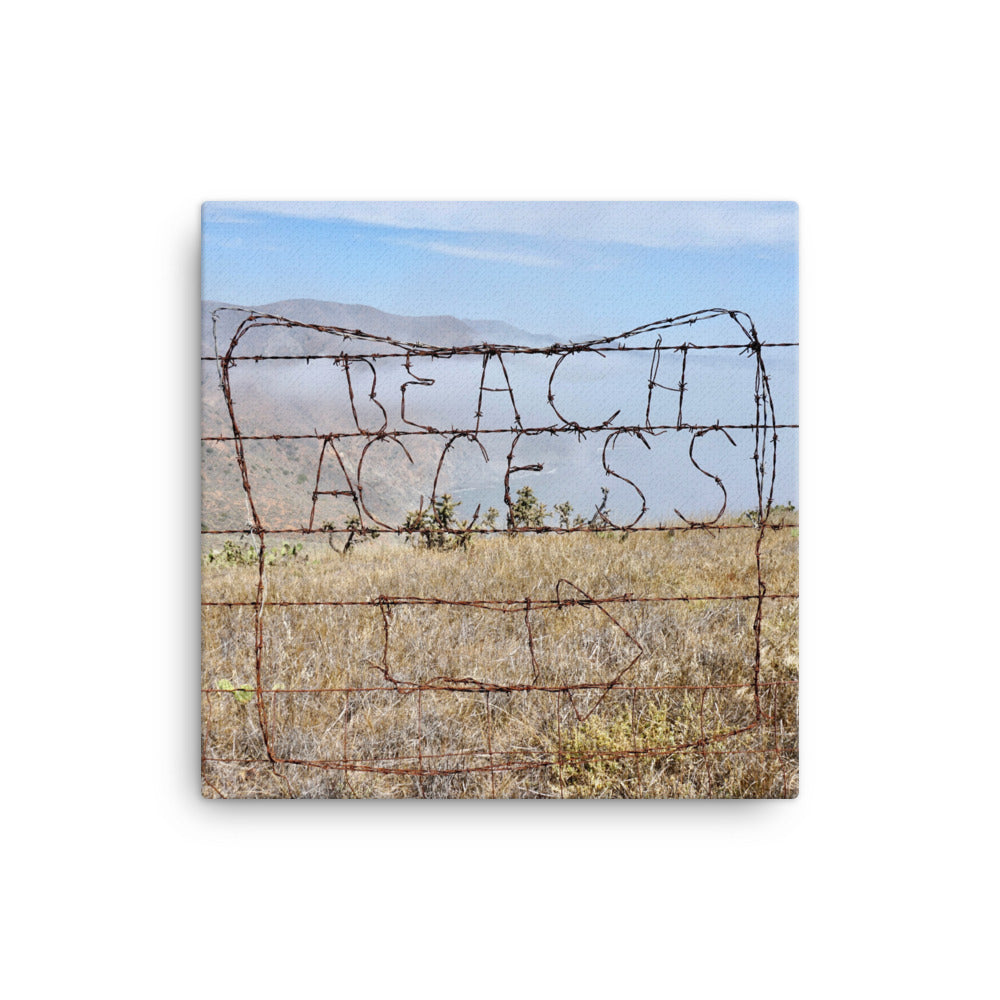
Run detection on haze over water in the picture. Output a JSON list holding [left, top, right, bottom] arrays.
[[203, 202, 798, 523]]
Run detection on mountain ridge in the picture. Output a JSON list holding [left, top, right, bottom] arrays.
[[203, 298, 554, 355]]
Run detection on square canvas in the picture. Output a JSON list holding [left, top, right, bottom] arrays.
[[201, 201, 799, 798]]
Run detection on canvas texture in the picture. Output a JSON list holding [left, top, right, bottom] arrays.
[[201, 201, 799, 798]]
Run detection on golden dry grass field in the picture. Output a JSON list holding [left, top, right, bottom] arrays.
[[201, 521, 798, 798]]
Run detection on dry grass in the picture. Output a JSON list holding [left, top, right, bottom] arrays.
[[201, 524, 798, 798]]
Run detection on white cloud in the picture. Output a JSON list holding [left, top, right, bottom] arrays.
[[208, 200, 797, 249], [396, 238, 562, 268]]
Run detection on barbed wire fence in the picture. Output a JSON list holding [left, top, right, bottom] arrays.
[[201, 307, 799, 797]]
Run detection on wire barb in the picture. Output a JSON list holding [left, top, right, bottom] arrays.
[[202, 306, 798, 797]]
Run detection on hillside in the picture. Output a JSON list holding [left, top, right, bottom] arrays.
[[202, 298, 797, 537], [203, 298, 552, 359], [202, 300, 558, 536]]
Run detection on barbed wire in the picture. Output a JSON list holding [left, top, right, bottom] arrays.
[[202, 307, 798, 797]]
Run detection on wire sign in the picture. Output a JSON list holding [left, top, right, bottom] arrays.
[[201, 307, 798, 798]]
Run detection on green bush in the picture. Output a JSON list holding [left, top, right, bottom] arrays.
[[741, 501, 797, 526], [554, 500, 574, 529], [203, 539, 304, 566], [510, 486, 548, 529], [403, 494, 474, 550]]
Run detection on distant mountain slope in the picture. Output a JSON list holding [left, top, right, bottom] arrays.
[[461, 318, 555, 347], [257, 300, 480, 347], [201, 298, 797, 535], [201, 298, 556, 533], [202, 298, 552, 358]]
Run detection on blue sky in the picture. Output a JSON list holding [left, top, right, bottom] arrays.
[[203, 202, 798, 511], [202, 201, 798, 344]]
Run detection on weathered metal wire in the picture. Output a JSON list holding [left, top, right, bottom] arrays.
[[202, 307, 798, 797]]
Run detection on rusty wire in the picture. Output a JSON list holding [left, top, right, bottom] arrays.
[[202, 307, 798, 797]]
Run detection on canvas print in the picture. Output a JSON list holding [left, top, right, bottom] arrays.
[[201, 201, 799, 798]]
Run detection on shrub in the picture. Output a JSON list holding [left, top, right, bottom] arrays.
[[203, 539, 257, 566], [741, 501, 797, 527], [203, 539, 303, 566], [554, 697, 701, 797], [510, 486, 548, 529], [403, 494, 474, 550], [554, 500, 574, 529]]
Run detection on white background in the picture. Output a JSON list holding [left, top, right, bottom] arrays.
[[4, 3, 995, 997]]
